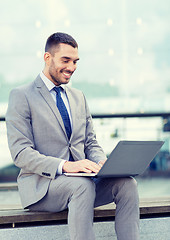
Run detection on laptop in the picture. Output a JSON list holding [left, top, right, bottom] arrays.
[[64, 140, 164, 178]]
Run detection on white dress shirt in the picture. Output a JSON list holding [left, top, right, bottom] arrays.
[[40, 71, 72, 174]]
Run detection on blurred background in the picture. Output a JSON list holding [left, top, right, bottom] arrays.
[[0, 0, 170, 206]]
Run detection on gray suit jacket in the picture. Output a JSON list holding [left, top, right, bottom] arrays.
[[6, 75, 106, 208]]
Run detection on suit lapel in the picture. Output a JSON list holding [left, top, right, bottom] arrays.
[[65, 87, 76, 140], [34, 76, 68, 138]]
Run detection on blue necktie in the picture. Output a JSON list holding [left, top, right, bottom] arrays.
[[53, 87, 72, 139], [53, 87, 74, 161]]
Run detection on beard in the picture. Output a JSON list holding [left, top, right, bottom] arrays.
[[48, 60, 72, 86], [49, 71, 61, 85]]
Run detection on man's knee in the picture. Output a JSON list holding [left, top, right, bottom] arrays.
[[114, 177, 139, 204], [70, 177, 96, 201], [124, 177, 138, 198]]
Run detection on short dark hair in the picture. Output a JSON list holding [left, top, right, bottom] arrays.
[[45, 32, 78, 53]]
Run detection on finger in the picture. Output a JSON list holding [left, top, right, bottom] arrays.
[[81, 167, 92, 173], [83, 160, 101, 173], [98, 159, 107, 167]]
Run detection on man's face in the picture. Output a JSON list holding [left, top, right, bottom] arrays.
[[44, 43, 79, 86]]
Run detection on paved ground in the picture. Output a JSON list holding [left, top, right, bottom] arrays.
[[0, 217, 170, 240]]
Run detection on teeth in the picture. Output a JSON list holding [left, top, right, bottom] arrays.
[[63, 72, 71, 76]]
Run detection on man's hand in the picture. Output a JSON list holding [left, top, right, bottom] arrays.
[[63, 159, 102, 173], [98, 159, 107, 167]]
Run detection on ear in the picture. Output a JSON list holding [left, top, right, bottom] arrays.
[[44, 52, 51, 66]]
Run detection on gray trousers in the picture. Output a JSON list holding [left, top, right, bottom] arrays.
[[28, 176, 139, 240]]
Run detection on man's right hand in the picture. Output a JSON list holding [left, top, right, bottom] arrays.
[[62, 159, 101, 173]]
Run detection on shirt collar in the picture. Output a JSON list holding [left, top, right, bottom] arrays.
[[40, 71, 66, 92]]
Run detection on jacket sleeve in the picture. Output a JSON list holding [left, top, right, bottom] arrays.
[[6, 88, 62, 179]]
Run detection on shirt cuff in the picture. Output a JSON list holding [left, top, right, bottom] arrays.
[[57, 160, 67, 175]]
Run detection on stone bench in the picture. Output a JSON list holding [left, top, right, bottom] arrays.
[[0, 197, 170, 228]]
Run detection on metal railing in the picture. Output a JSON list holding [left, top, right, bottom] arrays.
[[91, 112, 170, 119], [0, 117, 5, 121], [1, 112, 170, 121]]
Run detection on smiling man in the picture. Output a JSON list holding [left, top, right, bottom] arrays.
[[6, 32, 139, 240], [44, 40, 79, 85]]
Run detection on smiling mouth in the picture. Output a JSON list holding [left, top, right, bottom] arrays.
[[62, 71, 73, 79]]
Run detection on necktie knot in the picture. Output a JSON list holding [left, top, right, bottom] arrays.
[[53, 86, 62, 95]]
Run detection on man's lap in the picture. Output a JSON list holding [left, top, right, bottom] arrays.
[[28, 175, 95, 212], [28, 175, 137, 212]]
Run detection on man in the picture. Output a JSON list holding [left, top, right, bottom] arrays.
[[6, 32, 139, 240]]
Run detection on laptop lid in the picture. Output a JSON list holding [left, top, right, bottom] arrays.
[[97, 140, 164, 178]]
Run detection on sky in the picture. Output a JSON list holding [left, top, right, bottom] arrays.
[[0, 0, 170, 113]]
